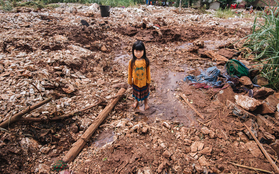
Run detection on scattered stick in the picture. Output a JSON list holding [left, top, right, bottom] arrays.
[[244, 123, 279, 173], [228, 162, 273, 174], [0, 97, 52, 128], [180, 94, 204, 119], [20, 100, 103, 122], [63, 88, 126, 163]]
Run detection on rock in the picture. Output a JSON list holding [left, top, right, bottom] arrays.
[[194, 164, 203, 173], [217, 85, 235, 104], [70, 123, 79, 133], [209, 131, 216, 139], [237, 131, 249, 143], [193, 40, 204, 48], [201, 127, 211, 135], [162, 122, 171, 129], [40, 146, 51, 154], [246, 141, 264, 158], [275, 93, 279, 100], [157, 159, 169, 173], [199, 146, 212, 155], [184, 139, 192, 146], [101, 45, 107, 52], [162, 150, 172, 158], [263, 131, 276, 142], [112, 82, 128, 89], [204, 50, 228, 65], [235, 95, 262, 111], [59, 170, 71, 174], [20, 137, 39, 152], [142, 126, 149, 134], [191, 141, 204, 152], [198, 156, 210, 166], [239, 76, 252, 87], [62, 84, 75, 94], [275, 112, 279, 120], [217, 49, 235, 59], [256, 95, 279, 114], [253, 87, 275, 99], [255, 76, 269, 86], [38, 164, 50, 174]]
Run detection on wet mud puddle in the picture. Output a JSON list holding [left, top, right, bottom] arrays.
[[114, 52, 198, 126]]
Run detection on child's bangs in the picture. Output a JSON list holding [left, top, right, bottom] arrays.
[[134, 44, 144, 51]]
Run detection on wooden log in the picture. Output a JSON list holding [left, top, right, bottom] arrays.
[[0, 97, 52, 128], [20, 100, 103, 122], [228, 162, 273, 173], [180, 94, 204, 119], [63, 88, 126, 163], [244, 123, 279, 173]]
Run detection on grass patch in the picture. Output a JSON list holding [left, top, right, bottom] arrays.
[[244, 6, 279, 90], [18, 1, 45, 9], [215, 8, 236, 19], [0, 0, 13, 11]]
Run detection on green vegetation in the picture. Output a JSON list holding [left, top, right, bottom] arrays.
[[0, 0, 13, 11], [18, 1, 45, 9], [215, 8, 236, 19], [99, 0, 136, 7], [245, 6, 279, 90]]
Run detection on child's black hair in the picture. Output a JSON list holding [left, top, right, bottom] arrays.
[[131, 40, 150, 69]]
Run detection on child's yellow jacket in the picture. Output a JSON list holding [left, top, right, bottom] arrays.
[[128, 59, 151, 88]]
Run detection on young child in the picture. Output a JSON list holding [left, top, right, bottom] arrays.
[[128, 41, 151, 110]]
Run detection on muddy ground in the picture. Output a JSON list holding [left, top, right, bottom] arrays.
[[0, 3, 279, 174]]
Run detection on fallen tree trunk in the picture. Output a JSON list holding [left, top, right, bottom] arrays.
[[63, 88, 126, 163], [20, 100, 103, 122], [0, 97, 52, 128], [180, 94, 204, 119], [244, 123, 279, 173]]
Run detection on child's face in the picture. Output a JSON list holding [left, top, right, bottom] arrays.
[[134, 50, 144, 59]]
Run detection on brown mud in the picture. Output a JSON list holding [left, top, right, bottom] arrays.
[[0, 5, 278, 174]]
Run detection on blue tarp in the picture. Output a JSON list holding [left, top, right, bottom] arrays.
[[184, 66, 222, 87]]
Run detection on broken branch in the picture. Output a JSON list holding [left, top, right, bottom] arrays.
[[0, 97, 52, 128], [244, 123, 279, 173], [63, 88, 126, 163], [180, 94, 204, 119], [228, 162, 273, 174]]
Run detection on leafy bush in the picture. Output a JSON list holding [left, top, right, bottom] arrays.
[[245, 6, 279, 90]]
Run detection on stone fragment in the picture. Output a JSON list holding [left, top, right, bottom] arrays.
[[253, 87, 275, 99], [101, 45, 107, 52], [38, 164, 50, 174], [20, 137, 39, 152], [255, 76, 269, 86], [162, 122, 171, 129], [201, 127, 210, 135], [256, 95, 279, 114], [239, 76, 252, 86], [218, 49, 235, 59], [40, 146, 51, 154], [162, 150, 172, 158], [199, 146, 212, 155], [62, 84, 75, 94], [194, 164, 203, 173], [237, 131, 249, 143], [209, 131, 216, 139], [275, 112, 279, 120], [191, 141, 204, 152], [204, 50, 228, 65], [246, 141, 264, 158], [198, 156, 210, 166], [70, 123, 79, 133], [235, 95, 262, 111]]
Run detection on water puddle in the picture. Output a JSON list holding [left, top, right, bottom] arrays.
[[92, 130, 114, 148]]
